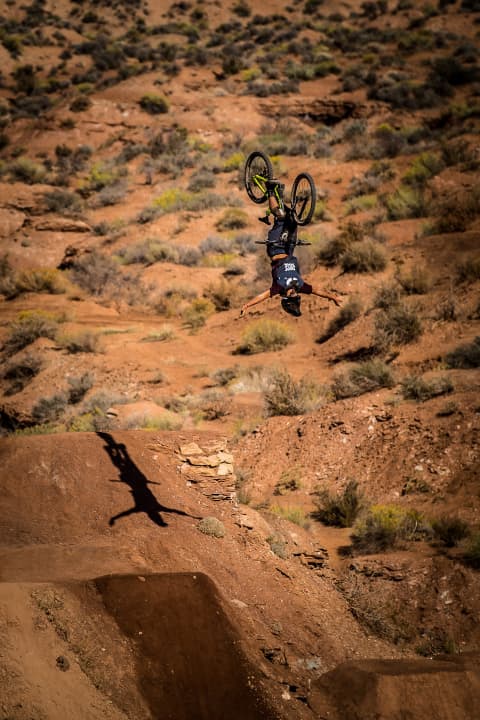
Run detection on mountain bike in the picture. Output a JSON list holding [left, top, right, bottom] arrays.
[[244, 150, 317, 227]]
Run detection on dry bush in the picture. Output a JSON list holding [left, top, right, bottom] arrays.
[[269, 504, 310, 529], [401, 374, 453, 401], [57, 331, 101, 354], [215, 208, 249, 231], [197, 517, 225, 538], [396, 267, 431, 295], [332, 360, 395, 399], [264, 369, 325, 416], [67, 372, 94, 404], [68, 251, 124, 296], [14, 268, 67, 296], [8, 157, 47, 184], [464, 533, 480, 569], [2, 353, 42, 395], [182, 298, 215, 331], [235, 320, 294, 355], [373, 282, 403, 310], [457, 255, 480, 283], [312, 480, 362, 527], [431, 515, 470, 548], [43, 189, 83, 215], [373, 303, 422, 351], [32, 393, 68, 424], [445, 337, 480, 369], [429, 185, 480, 234], [3, 312, 59, 356], [203, 278, 245, 311], [383, 185, 429, 220]]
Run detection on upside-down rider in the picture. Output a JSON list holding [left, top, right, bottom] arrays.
[[240, 179, 341, 317]]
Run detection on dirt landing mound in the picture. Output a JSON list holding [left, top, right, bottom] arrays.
[[309, 655, 480, 720], [0, 573, 278, 720]]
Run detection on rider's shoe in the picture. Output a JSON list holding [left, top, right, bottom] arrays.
[[258, 214, 271, 225]]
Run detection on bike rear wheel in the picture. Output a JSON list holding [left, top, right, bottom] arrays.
[[244, 151, 273, 204], [291, 172, 316, 225]]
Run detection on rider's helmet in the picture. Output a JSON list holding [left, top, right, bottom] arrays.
[[281, 295, 301, 317]]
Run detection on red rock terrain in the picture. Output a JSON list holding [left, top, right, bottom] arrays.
[[1, 0, 480, 717]]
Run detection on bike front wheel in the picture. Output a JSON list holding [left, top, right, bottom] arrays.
[[291, 172, 316, 225], [244, 151, 273, 204]]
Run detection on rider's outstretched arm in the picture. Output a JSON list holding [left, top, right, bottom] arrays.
[[310, 284, 342, 306], [240, 289, 270, 316]]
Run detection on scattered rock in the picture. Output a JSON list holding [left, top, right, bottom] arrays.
[[35, 218, 92, 233]]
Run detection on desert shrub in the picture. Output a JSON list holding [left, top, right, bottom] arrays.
[[197, 517, 225, 538], [3, 312, 59, 356], [182, 298, 215, 330], [2, 353, 42, 395], [383, 186, 429, 220], [464, 533, 480, 569], [351, 505, 424, 553], [69, 95, 91, 112], [373, 282, 403, 309], [82, 163, 124, 193], [203, 278, 243, 312], [373, 304, 422, 350], [267, 535, 288, 559], [14, 268, 66, 295], [312, 480, 362, 527], [332, 360, 395, 399], [396, 267, 431, 295], [0, 254, 18, 298], [236, 320, 294, 355], [274, 467, 302, 495], [193, 389, 231, 421], [211, 365, 240, 386], [457, 256, 480, 283], [403, 152, 445, 188], [43, 189, 83, 215], [429, 185, 480, 233], [32, 392, 68, 424], [269, 504, 310, 529], [57, 331, 101, 354], [264, 369, 325, 416], [67, 372, 94, 404], [9, 157, 47, 184], [118, 239, 178, 265], [345, 193, 378, 215], [431, 515, 470, 548], [317, 296, 362, 343], [341, 240, 387, 273], [139, 93, 169, 114], [401, 374, 453, 401], [215, 208, 249, 231], [93, 182, 128, 207], [68, 251, 123, 296], [141, 325, 175, 342], [187, 168, 216, 192], [445, 337, 480, 369]]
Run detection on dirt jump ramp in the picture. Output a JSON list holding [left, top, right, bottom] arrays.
[[0, 572, 279, 720], [309, 655, 480, 720]]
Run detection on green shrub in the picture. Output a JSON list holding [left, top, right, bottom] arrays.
[[236, 320, 294, 355], [203, 278, 243, 312], [9, 157, 47, 184], [69, 95, 92, 112], [332, 360, 395, 399], [431, 515, 470, 548], [274, 467, 302, 495], [401, 374, 453, 401], [141, 325, 175, 342], [445, 337, 480, 369], [197, 517, 225, 538], [270, 504, 310, 528], [264, 369, 325, 416], [139, 93, 169, 114], [374, 304, 422, 350], [43, 189, 83, 215], [383, 185, 429, 220], [351, 505, 424, 553], [312, 480, 362, 527], [402, 152, 444, 187]]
